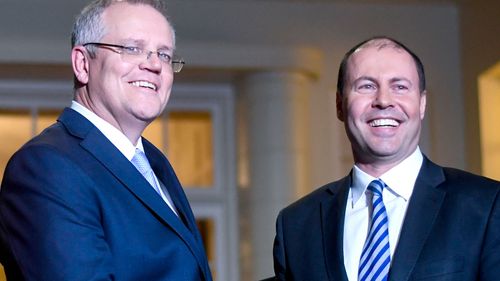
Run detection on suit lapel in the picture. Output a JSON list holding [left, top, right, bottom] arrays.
[[145, 142, 198, 234], [59, 109, 210, 280], [321, 175, 351, 281], [389, 158, 446, 281], [144, 142, 212, 279]]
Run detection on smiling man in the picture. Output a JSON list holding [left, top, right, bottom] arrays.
[[0, 1, 212, 280], [271, 36, 500, 281]]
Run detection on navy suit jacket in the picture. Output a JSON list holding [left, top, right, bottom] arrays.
[[0, 108, 212, 281], [273, 157, 500, 281]]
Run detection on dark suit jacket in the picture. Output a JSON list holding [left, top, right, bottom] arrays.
[[273, 157, 500, 281], [0, 108, 212, 281]]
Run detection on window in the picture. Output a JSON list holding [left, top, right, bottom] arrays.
[[0, 108, 63, 182], [0, 109, 32, 180], [144, 111, 214, 188]]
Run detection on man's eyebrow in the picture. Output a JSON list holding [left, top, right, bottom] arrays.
[[353, 76, 377, 84], [120, 39, 173, 50], [120, 38, 145, 45], [389, 77, 413, 85], [157, 45, 174, 51]]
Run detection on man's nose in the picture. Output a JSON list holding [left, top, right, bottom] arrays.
[[141, 51, 162, 71], [372, 87, 394, 108]]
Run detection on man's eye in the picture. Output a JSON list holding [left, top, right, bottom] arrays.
[[394, 85, 409, 91], [358, 84, 376, 90], [122, 46, 142, 55], [158, 52, 172, 63]]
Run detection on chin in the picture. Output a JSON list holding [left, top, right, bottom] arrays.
[[135, 108, 162, 121]]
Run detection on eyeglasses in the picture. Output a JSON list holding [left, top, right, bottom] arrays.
[[83, 42, 185, 73]]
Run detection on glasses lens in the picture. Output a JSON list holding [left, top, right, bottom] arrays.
[[115, 46, 183, 73], [120, 52, 143, 64], [172, 59, 185, 73]]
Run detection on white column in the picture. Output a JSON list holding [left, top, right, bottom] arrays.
[[237, 71, 312, 280]]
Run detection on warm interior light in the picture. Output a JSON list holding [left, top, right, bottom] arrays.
[[478, 61, 500, 180]]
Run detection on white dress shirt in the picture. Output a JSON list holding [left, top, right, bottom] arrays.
[[343, 147, 423, 281], [70, 101, 178, 216]]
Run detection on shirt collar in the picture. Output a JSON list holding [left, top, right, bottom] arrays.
[[350, 147, 423, 206], [71, 101, 144, 160]]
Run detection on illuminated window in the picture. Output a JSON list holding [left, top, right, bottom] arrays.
[[0, 110, 32, 182], [37, 110, 61, 134], [197, 217, 216, 279], [0, 109, 61, 183], [479, 61, 500, 180], [144, 111, 214, 188]]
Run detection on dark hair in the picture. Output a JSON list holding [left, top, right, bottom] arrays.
[[336, 36, 426, 95]]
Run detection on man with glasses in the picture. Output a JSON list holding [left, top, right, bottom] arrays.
[[0, 1, 212, 280]]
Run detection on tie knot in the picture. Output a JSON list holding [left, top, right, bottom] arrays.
[[131, 148, 153, 175], [367, 179, 385, 197]]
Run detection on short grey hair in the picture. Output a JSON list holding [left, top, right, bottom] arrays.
[[71, 0, 175, 57]]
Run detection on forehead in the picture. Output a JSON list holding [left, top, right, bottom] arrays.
[[347, 44, 418, 79], [101, 2, 173, 45]]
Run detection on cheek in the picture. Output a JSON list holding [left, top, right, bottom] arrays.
[[163, 73, 174, 86], [345, 97, 367, 120], [161, 74, 174, 93], [109, 59, 136, 79], [162, 75, 173, 90], [407, 99, 425, 120]]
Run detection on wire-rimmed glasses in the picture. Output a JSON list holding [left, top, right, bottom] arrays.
[[83, 42, 185, 73]]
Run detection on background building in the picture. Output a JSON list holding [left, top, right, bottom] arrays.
[[0, 0, 499, 280]]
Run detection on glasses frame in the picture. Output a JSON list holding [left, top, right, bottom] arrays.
[[83, 42, 185, 73]]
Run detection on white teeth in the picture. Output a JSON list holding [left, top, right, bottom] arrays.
[[131, 81, 157, 91], [370, 119, 399, 127]]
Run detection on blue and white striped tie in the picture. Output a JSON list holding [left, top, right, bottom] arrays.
[[358, 179, 391, 281]]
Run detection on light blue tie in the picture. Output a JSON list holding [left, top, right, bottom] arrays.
[[359, 179, 391, 281], [131, 148, 162, 195]]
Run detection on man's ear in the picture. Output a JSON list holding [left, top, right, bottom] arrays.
[[72, 46, 90, 85], [336, 91, 344, 122], [420, 90, 427, 120]]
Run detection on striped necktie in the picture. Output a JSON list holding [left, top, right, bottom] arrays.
[[131, 148, 180, 217], [131, 148, 162, 195], [358, 179, 391, 281]]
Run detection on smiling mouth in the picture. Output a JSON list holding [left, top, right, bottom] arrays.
[[369, 118, 399, 127], [130, 80, 157, 91]]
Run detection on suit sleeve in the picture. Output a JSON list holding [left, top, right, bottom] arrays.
[[0, 144, 114, 280], [273, 210, 287, 281], [479, 188, 500, 281]]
